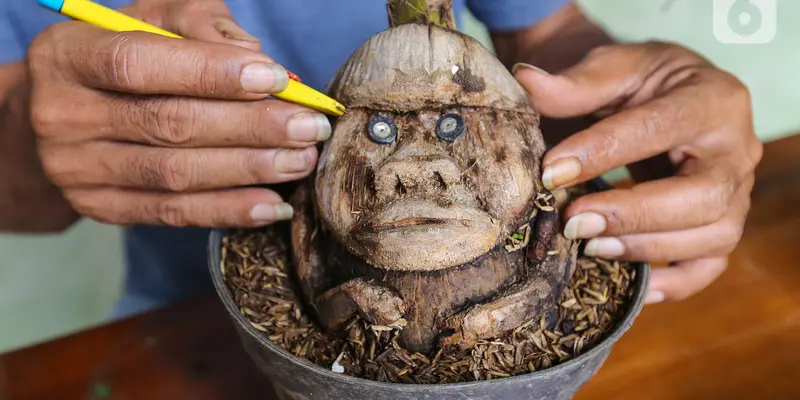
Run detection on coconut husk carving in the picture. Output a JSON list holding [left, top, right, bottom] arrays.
[[289, 0, 579, 355]]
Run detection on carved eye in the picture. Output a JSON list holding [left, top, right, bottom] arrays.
[[368, 115, 397, 144], [436, 113, 465, 142]]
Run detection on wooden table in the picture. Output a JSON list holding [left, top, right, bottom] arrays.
[[2, 134, 800, 400]]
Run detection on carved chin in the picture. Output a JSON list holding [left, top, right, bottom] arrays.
[[348, 199, 501, 271]]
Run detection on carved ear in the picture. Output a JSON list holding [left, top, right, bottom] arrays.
[[290, 182, 329, 307]]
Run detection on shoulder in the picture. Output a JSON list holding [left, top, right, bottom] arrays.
[[466, 0, 570, 31]]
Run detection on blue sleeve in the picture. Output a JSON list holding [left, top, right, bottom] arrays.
[[0, 0, 131, 65], [466, 0, 570, 31], [0, 7, 25, 65]]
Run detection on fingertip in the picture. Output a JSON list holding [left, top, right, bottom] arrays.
[[644, 290, 665, 304], [512, 63, 551, 78], [647, 258, 728, 302], [213, 18, 258, 41], [541, 156, 583, 190], [514, 65, 579, 118], [514, 63, 556, 97], [250, 202, 294, 223], [240, 63, 289, 94], [212, 18, 262, 51]]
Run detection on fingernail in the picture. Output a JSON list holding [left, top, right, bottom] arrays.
[[287, 112, 332, 142], [241, 63, 289, 93], [512, 62, 551, 76], [214, 19, 259, 42], [644, 290, 665, 304], [274, 150, 310, 174], [564, 212, 607, 239], [542, 157, 582, 190], [584, 237, 625, 258], [250, 203, 294, 222]]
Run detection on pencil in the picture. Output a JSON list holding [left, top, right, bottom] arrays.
[[37, 0, 346, 117]]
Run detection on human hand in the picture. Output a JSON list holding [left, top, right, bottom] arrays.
[[514, 42, 763, 303], [27, 0, 329, 228]]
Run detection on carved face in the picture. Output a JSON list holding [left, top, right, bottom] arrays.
[[314, 107, 543, 271]]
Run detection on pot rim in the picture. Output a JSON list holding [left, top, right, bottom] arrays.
[[208, 178, 651, 391]]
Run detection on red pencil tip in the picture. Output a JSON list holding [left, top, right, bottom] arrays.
[[287, 70, 302, 83]]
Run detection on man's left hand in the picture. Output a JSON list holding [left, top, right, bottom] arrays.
[[514, 42, 763, 304]]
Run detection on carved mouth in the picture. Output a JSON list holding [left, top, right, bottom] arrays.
[[361, 199, 493, 233], [368, 217, 477, 232], [349, 199, 500, 271]]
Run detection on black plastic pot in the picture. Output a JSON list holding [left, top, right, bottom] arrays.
[[208, 179, 650, 400]]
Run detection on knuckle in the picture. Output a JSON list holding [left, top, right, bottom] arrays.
[[155, 151, 194, 191], [29, 105, 62, 137], [726, 73, 752, 104], [195, 52, 227, 95], [154, 98, 197, 145], [645, 40, 705, 64], [716, 241, 739, 258], [244, 102, 282, 145], [745, 139, 764, 172], [722, 169, 743, 203], [716, 72, 753, 115], [740, 183, 754, 212], [705, 166, 740, 205], [642, 40, 675, 53], [720, 220, 745, 254], [706, 197, 729, 223], [600, 194, 649, 234], [37, 146, 67, 185], [585, 44, 617, 60], [587, 127, 621, 162], [631, 238, 666, 261], [638, 109, 666, 140], [751, 138, 764, 161], [64, 191, 89, 213], [104, 33, 140, 90], [624, 204, 649, 234], [156, 196, 190, 227], [65, 191, 108, 222], [27, 26, 59, 72], [243, 150, 268, 181], [180, 0, 213, 15], [705, 177, 737, 222]]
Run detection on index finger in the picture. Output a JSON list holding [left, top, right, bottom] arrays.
[[542, 71, 731, 189], [38, 22, 288, 99], [647, 257, 728, 303]]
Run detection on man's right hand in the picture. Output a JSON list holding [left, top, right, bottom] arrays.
[[26, 0, 329, 228]]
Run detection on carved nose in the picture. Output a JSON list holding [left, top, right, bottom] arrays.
[[374, 156, 461, 200]]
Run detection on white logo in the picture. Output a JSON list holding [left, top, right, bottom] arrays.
[[713, 0, 777, 44]]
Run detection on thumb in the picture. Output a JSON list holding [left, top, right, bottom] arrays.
[[134, 0, 262, 51], [512, 45, 658, 119]]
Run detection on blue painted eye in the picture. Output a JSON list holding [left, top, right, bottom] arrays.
[[368, 115, 397, 144], [436, 113, 465, 142]]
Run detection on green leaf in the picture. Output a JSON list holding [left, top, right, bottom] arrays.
[[387, 0, 456, 29]]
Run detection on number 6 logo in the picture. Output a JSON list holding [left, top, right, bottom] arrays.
[[713, 0, 776, 44]]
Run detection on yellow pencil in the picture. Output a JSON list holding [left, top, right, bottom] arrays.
[[38, 0, 346, 117]]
